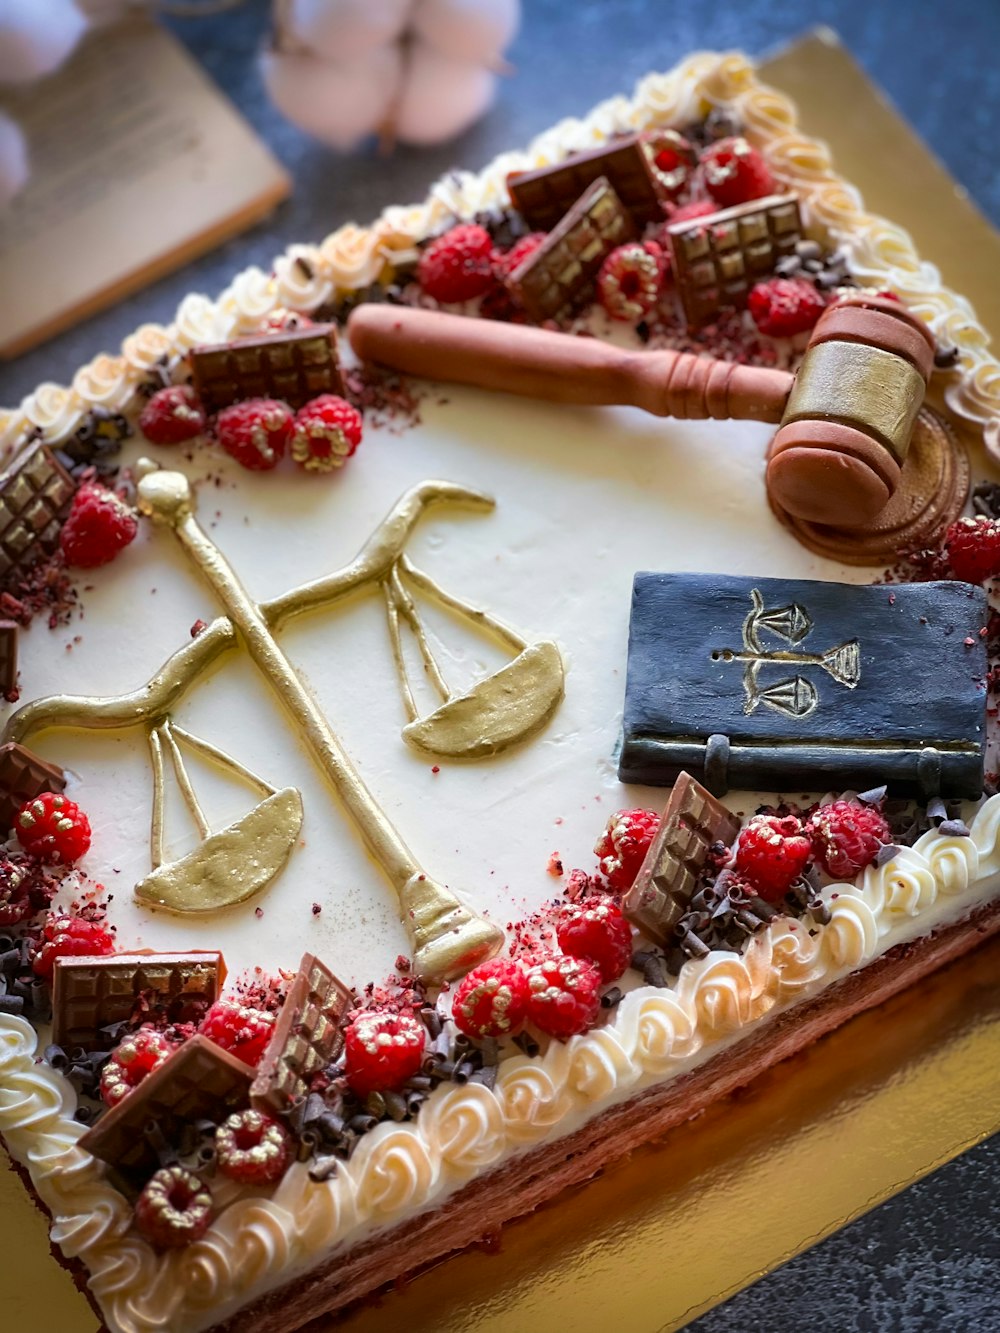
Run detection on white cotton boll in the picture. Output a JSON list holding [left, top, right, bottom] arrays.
[[261, 44, 403, 149], [0, 112, 28, 208], [411, 0, 520, 66], [0, 0, 89, 85], [284, 0, 412, 63], [393, 42, 497, 145]]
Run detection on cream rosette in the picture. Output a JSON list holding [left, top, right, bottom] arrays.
[[173, 293, 236, 351], [274, 244, 334, 312], [970, 794, 1000, 873], [858, 845, 938, 921], [617, 986, 700, 1076], [819, 892, 880, 970], [272, 1160, 359, 1252], [72, 353, 136, 412], [320, 223, 385, 293], [767, 917, 826, 996], [949, 355, 1000, 426], [121, 322, 178, 376], [209, 1199, 294, 1291], [914, 826, 980, 896], [23, 381, 85, 441], [675, 950, 760, 1037], [0, 406, 29, 456], [630, 62, 706, 129], [90, 1243, 166, 1333], [737, 83, 797, 137], [218, 266, 280, 333], [351, 1122, 436, 1219], [494, 1046, 573, 1145], [418, 1080, 507, 1172], [158, 1229, 232, 1314], [563, 1024, 640, 1103]]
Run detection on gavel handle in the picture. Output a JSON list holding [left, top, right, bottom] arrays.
[[347, 305, 793, 424]]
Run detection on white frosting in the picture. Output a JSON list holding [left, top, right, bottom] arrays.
[[1, 51, 999, 1333]]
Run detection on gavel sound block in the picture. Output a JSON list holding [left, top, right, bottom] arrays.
[[347, 296, 935, 528]]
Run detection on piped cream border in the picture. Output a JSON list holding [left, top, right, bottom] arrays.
[[2, 52, 1000, 1333]]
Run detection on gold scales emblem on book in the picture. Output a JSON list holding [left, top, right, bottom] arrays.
[[2, 466, 566, 982], [712, 588, 860, 719]]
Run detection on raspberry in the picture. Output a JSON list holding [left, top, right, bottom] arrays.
[[748, 278, 826, 338], [644, 129, 695, 196], [134, 1166, 214, 1250], [0, 860, 30, 927], [451, 958, 528, 1039], [291, 394, 363, 473], [417, 223, 497, 303], [734, 814, 812, 902], [100, 1027, 174, 1107], [943, 516, 1000, 584], [199, 997, 275, 1067], [494, 232, 545, 281], [701, 136, 774, 208], [807, 800, 892, 879], [556, 895, 633, 983], [32, 910, 115, 981], [668, 199, 721, 225], [59, 483, 138, 569], [597, 242, 665, 322], [215, 398, 293, 471], [524, 954, 602, 1040], [215, 1107, 291, 1184], [594, 807, 660, 892], [16, 791, 91, 864], [344, 1009, 425, 1096], [138, 386, 207, 445]]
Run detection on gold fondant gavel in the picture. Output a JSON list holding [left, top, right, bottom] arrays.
[[347, 295, 935, 527]]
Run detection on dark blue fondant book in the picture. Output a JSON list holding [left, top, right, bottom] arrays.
[[619, 573, 987, 798]]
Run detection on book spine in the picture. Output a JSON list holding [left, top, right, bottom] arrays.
[[618, 736, 984, 800]]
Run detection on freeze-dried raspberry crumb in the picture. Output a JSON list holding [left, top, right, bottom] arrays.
[[494, 231, 545, 280], [138, 386, 207, 445], [700, 136, 774, 207], [451, 958, 528, 1039], [291, 394, 363, 472], [60, 484, 138, 569], [134, 1166, 214, 1250], [100, 1027, 174, 1107], [0, 860, 32, 926], [418, 223, 497, 303], [215, 1107, 291, 1184], [556, 895, 633, 982], [667, 198, 721, 225], [199, 996, 275, 1067], [594, 807, 660, 892], [943, 516, 1000, 584], [261, 309, 314, 333], [597, 241, 665, 322], [524, 953, 601, 1039], [216, 398, 293, 471], [734, 814, 812, 902], [16, 791, 91, 864], [807, 800, 892, 879], [32, 908, 115, 981], [748, 278, 826, 338], [344, 1009, 425, 1095]]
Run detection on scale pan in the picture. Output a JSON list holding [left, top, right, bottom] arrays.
[[134, 787, 303, 913], [403, 640, 564, 760]]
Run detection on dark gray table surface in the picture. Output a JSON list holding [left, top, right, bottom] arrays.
[[2, 2, 999, 1329]]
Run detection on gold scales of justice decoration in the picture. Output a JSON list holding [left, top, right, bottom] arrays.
[[2, 466, 566, 983]]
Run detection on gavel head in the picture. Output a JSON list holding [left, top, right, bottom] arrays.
[[765, 295, 936, 527]]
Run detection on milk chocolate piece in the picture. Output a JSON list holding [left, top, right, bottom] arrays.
[[250, 952, 352, 1116], [189, 323, 344, 414], [0, 445, 76, 589], [507, 177, 635, 323], [622, 773, 740, 946], [0, 620, 17, 695], [79, 1035, 252, 1183], [0, 740, 65, 830], [52, 951, 227, 1053], [507, 133, 666, 231], [667, 192, 803, 328]]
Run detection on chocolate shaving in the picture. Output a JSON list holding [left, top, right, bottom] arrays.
[[857, 785, 888, 806], [938, 818, 972, 838], [600, 986, 623, 1010], [308, 1156, 340, 1183], [512, 1031, 540, 1058]]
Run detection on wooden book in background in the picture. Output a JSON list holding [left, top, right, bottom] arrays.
[[0, 16, 291, 359]]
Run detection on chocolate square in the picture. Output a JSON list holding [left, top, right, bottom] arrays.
[[0, 446, 76, 588], [667, 193, 803, 328], [0, 741, 66, 831], [507, 177, 635, 323], [52, 951, 227, 1052], [0, 620, 17, 696], [251, 952, 352, 1116], [189, 323, 344, 414], [79, 1035, 252, 1183], [623, 773, 740, 946], [507, 133, 666, 231]]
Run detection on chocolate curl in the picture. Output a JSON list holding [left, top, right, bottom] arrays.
[[308, 1156, 339, 1183], [600, 986, 624, 1010], [44, 1043, 70, 1071], [632, 949, 670, 989], [0, 993, 23, 1015], [469, 1065, 498, 1092], [143, 1119, 177, 1169]]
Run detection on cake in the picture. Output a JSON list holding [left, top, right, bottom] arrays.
[[2, 51, 1000, 1333]]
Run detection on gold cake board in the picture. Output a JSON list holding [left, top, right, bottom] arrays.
[[4, 28, 1000, 1333]]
